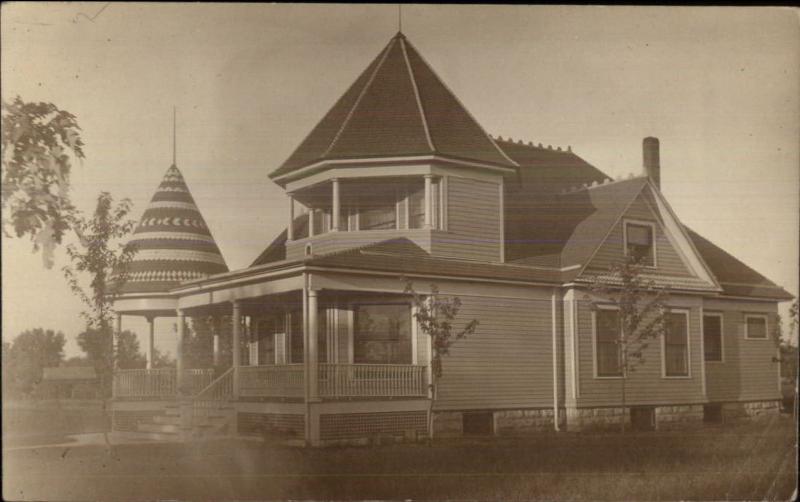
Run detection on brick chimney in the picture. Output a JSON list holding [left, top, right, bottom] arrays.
[[643, 137, 660, 188]]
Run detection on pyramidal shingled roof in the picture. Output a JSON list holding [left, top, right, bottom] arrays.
[[118, 165, 229, 294], [270, 32, 517, 179]]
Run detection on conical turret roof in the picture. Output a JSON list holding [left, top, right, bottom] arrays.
[[270, 32, 517, 180], [118, 165, 228, 294]]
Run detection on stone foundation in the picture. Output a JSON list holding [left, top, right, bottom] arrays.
[[494, 408, 555, 435], [720, 400, 781, 422], [565, 406, 630, 432], [654, 405, 703, 430], [432, 411, 463, 437]]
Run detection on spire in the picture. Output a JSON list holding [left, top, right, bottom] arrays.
[[172, 106, 177, 166]]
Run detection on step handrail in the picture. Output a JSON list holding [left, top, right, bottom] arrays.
[[194, 367, 234, 401]]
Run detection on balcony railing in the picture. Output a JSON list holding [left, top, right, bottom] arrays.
[[113, 368, 214, 399], [319, 363, 428, 398], [114, 364, 428, 400]]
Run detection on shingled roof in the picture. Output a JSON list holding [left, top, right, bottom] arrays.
[[119, 165, 229, 294], [270, 32, 517, 180]]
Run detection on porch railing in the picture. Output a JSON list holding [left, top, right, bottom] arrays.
[[238, 364, 305, 398], [319, 363, 428, 398], [113, 368, 214, 399]]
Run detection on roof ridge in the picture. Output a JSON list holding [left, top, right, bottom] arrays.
[[399, 37, 435, 152], [322, 37, 396, 159], [401, 37, 519, 168], [560, 175, 645, 194], [493, 135, 573, 154]]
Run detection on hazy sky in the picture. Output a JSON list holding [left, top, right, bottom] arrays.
[[2, 4, 798, 357]]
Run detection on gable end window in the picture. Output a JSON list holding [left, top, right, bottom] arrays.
[[594, 308, 623, 377], [744, 315, 768, 340], [703, 314, 723, 362], [663, 311, 690, 377], [625, 221, 656, 267]]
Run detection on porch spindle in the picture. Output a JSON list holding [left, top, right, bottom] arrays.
[[146, 316, 155, 370]]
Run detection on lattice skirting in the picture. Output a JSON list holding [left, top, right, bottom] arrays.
[[320, 411, 427, 441], [113, 410, 163, 432], [237, 412, 304, 438]]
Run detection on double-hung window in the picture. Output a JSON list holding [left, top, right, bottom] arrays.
[[625, 221, 656, 266], [664, 311, 690, 377], [595, 308, 623, 377], [703, 314, 723, 362]]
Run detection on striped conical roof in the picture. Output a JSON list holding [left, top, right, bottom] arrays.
[[118, 164, 228, 294]]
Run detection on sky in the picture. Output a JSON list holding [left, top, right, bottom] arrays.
[[2, 4, 798, 358]]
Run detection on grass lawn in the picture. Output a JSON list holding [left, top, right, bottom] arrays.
[[3, 414, 796, 501]]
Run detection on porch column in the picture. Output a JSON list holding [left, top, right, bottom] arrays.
[[176, 310, 185, 393], [146, 316, 155, 370], [331, 178, 340, 231], [424, 174, 433, 228], [232, 300, 242, 398], [308, 289, 319, 401], [212, 316, 220, 367], [287, 195, 295, 241], [308, 209, 316, 237]]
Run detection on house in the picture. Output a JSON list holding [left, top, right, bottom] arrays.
[[110, 32, 792, 445], [39, 366, 100, 400]]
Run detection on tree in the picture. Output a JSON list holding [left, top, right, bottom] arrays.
[[62, 192, 137, 396], [77, 328, 147, 370], [2, 328, 66, 397], [404, 280, 479, 441], [585, 254, 669, 433], [1, 97, 85, 268]]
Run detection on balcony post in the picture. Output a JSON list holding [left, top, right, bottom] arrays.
[[287, 194, 295, 241], [331, 178, 340, 231], [308, 289, 319, 401], [113, 312, 122, 371], [424, 174, 433, 228], [232, 300, 242, 399], [146, 315, 155, 370], [175, 310, 185, 394]]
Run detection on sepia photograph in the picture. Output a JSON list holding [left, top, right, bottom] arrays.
[[2, 3, 798, 501]]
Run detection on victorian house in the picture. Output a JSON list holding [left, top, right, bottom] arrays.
[[110, 32, 792, 445]]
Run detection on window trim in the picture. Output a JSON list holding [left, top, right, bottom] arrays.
[[592, 304, 625, 379], [702, 312, 724, 363], [661, 308, 692, 379], [350, 301, 416, 365], [744, 313, 769, 340], [623, 219, 658, 268]]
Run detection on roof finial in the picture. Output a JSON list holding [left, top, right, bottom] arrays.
[[398, 4, 402, 33], [172, 106, 177, 166]]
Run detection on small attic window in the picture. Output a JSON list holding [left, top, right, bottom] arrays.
[[624, 221, 656, 267]]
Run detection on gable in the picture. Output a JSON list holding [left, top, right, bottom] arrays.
[[584, 190, 692, 277], [578, 184, 719, 291]]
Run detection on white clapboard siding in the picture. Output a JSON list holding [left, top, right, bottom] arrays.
[[704, 299, 781, 402], [573, 298, 706, 407], [430, 176, 502, 263], [433, 295, 555, 410], [586, 191, 692, 277]]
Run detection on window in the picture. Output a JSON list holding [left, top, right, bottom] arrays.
[[407, 179, 440, 230], [595, 308, 623, 377], [353, 304, 412, 364], [703, 314, 723, 362], [664, 312, 689, 377], [256, 318, 277, 366], [625, 221, 656, 266], [745, 315, 768, 340]]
